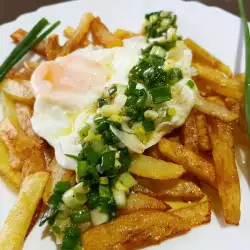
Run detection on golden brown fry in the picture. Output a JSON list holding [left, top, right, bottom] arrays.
[[82, 201, 211, 250], [91, 17, 123, 48], [0, 172, 49, 250], [46, 34, 62, 60], [23, 61, 40, 71], [0, 117, 34, 170], [43, 158, 74, 203], [0, 139, 21, 191], [195, 96, 238, 122], [193, 63, 243, 100], [196, 112, 211, 151], [113, 29, 139, 40], [224, 97, 240, 122], [144, 145, 163, 159], [134, 177, 204, 201], [2, 79, 34, 105], [158, 138, 216, 188], [129, 154, 186, 180], [64, 26, 90, 48], [10, 29, 46, 56], [193, 77, 215, 97], [6, 68, 33, 81], [59, 13, 94, 56], [207, 99, 240, 225], [182, 110, 198, 153], [118, 193, 170, 215], [184, 38, 232, 77]]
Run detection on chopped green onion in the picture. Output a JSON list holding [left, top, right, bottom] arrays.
[[119, 172, 137, 189], [126, 79, 137, 95], [98, 98, 109, 108], [167, 68, 183, 85], [112, 189, 127, 208], [125, 95, 138, 107], [54, 181, 71, 194], [142, 119, 155, 132], [70, 210, 91, 224], [77, 161, 88, 179], [168, 107, 176, 116], [149, 86, 172, 104], [90, 207, 109, 226], [100, 176, 109, 185], [100, 151, 116, 172], [149, 14, 158, 24], [108, 85, 117, 96], [114, 180, 129, 192], [82, 144, 100, 165], [62, 188, 87, 209], [186, 79, 195, 89], [94, 115, 106, 125], [61, 226, 81, 250], [78, 124, 91, 138], [99, 185, 111, 198], [238, 0, 250, 138], [65, 154, 79, 160], [150, 45, 166, 58], [0, 19, 60, 82]]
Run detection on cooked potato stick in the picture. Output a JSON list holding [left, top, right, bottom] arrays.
[[184, 38, 232, 77], [2, 79, 34, 105], [0, 117, 34, 170], [144, 145, 164, 159], [118, 193, 170, 215], [43, 158, 74, 203], [83, 201, 211, 250], [194, 77, 215, 97], [91, 17, 123, 48], [134, 177, 204, 201], [194, 63, 243, 100], [6, 68, 32, 81], [129, 154, 186, 180], [195, 96, 238, 122], [59, 13, 94, 56], [23, 61, 40, 72], [64, 26, 90, 48], [208, 100, 240, 225], [158, 138, 216, 188], [0, 172, 49, 250], [182, 110, 198, 153], [10, 29, 46, 57], [196, 112, 211, 151], [113, 29, 139, 39], [224, 97, 240, 121], [46, 34, 61, 60], [0, 139, 21, 191]]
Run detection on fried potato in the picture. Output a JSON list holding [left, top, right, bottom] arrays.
[[208, 100, 240, 225], [134, 177, 204, 201], [0, 172, 49, 250], [64, 26, 90, 48], [10, 29, 46, 57], [118, 193, 170, 215], [144, 145, 164, 159], [82, 201, 211, 250], [224, 97, 240, 121], [6, 68, 33, 81], [113, 29, 139, 39], [129, 154, 186, 180], [0, 117, 34, 170], [193, 77, 215, 97], [193, 63, 243, 100], [158, 138, 216, 188], [59, 13, 94, 56], [195, 96, 238, 122], [46, 34, 61, 60], [182, 110, 198, 153], [90, 17, 123, 48], [0, 139, 21, 191], [184, 38, 232, 77], [2, 79, 34, 105], [196, 112, 211, 151], [43, 158, 74, 204]]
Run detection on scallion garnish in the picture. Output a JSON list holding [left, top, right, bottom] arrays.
[[238, 0, 250, 138], [0, 19, 60, 82]]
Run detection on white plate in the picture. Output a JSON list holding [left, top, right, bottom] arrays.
[[0, 0, 250, 249]]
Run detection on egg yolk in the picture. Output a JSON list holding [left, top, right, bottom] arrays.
[[31, 54, 109, 96]]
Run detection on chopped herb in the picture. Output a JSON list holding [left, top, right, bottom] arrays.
[[98, 98, 109, 108], [149, 86, 172, 104], [108, 85, 117, 96], [61, 226, 81, 250], [142, 119, 155, 132], [186, 79, 195, 89]]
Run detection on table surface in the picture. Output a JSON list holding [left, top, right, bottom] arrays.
[[0, 0, 250, 25]]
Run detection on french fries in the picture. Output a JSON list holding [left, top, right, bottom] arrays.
[[59, 13, 94, 57], [194, 63, 243, 100], [134, 177, 204, 201], [118, 193, 170, 215], [82, 201, 211, 250], [129, 154, 186, 180], [64, 26, 90, 48], [2, 79, 34, 105], [196, 112, 211, 151], [158, 138, 217, 188], [90, 17, 123, 48], [46, 34, 61, 60], [0, 172, 49, 250], [10, 29, 46, 57], [113, 29, 139, 40], [207, 99, 241, 225], [195, 95, 239, 122], [182, 110, 198, 153], [184, 38, 232, 77]]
